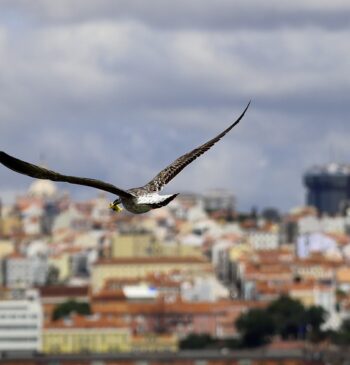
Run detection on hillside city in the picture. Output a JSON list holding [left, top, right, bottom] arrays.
[[1, 164, 350, 362]]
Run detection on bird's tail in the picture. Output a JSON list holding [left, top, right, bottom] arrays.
[[151, 194, 179, 209]]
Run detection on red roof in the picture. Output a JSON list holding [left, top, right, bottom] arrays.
[[45, 313, 127, 329], [38, 285, 89, 298], [94, 256, 209, 265]]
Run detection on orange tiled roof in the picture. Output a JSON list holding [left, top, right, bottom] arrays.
[[105, 272, 185, 288], [287, 280, 332, 293], [255, 282, 281, 295], [221, 233, 242, 242], [245, 264, 293, 275], [91, 299, 263, 316], [326, 233, 350, 246], [94, 256, 209, 265], [45, 314, 127, 329], [38, 285, 89, 298], [60, 246, 84, 254], [92, 289, 126, 301], [256, 279, 333, 296]]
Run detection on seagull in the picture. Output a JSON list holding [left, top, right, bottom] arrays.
[[0, 102, 250, 214]]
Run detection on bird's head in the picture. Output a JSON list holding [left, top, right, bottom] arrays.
[[109, 198, 123, 213]]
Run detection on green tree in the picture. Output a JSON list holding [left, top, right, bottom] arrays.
[[235, 308, 275, 347], [235, 295, 330, 347], [267, 295, 306, 340], [332, 318, 350, 345], [179, 334, 215, 349], [52, 300, 91, 321], [46, 265, 60, 285], [305, 305, 328, 341]]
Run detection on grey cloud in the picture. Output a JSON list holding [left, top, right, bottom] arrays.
[[2, 0, 350, 30], [0, 3, 350, 211]]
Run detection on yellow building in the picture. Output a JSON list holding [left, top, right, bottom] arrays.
[[131, 334, 178, 352], [288, 281, 333, 308], [161, 243, 202, 257], [0, 239, 15, 259], [229, 243, 252, 261], [111, 232, 161, 258], [111, 232, 203, 259], [43, 315, 130, 354], [0, 215, 22, 237], [48, 253, 70, 282], [92, 256, 212, 292], [289, 286, 315, 307]]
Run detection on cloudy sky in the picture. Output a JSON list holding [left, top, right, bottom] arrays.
[[0, 1, 349, 212]]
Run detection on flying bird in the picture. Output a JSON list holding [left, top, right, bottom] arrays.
[[0, 102, 250, 214]]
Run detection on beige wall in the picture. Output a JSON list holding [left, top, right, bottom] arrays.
[[92, 260, 211, 292], [48, 253, 70, 282], [0, 239, 14, 259]]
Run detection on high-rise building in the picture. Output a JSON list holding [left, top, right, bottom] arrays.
[[304, 163, 350, 215]]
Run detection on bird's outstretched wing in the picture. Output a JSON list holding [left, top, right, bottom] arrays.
[[0, 151, 133, 198], [143, 101, 250, 193]]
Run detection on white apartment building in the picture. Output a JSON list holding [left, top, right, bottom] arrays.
[[247, 230, 279, 250], [296, 232, 338, 259], [0, 289, 42, 353], [3, 254, 48, 288], [298, 214, 347, 235]]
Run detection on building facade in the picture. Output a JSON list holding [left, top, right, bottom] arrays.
[[3, 254, 48, 288], [0, 289, 42, 353], [91, 257, 212, 292]]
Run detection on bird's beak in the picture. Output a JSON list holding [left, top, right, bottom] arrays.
[[109, 202, 123, 213]]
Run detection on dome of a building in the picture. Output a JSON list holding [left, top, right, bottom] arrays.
[[28, 179, 57, 198]]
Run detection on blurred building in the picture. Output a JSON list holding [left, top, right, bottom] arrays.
[[43, 314, 130, 354], [48, 253, 71, 283], [247, 229, 280, 251], [91, 257, 212, 292], [304, 163, 350, 215], [202, 189, 235, 213], [28, 179, 58, 199], [2, 253, 48, 288], [296, 232, 338, 259], [131, 334, 178, 352], [0, 289, 42, 353], [38, 286, 89, 321], [111, 231, 158, 258]]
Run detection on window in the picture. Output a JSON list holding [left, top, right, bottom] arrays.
[[0, 325, 37, 330], [0, 337, 38, 342]]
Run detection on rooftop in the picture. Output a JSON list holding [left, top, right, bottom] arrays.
[[306, 162, 350, 176], [94, 256, 209, 265], [45, 313, 127, 329]]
